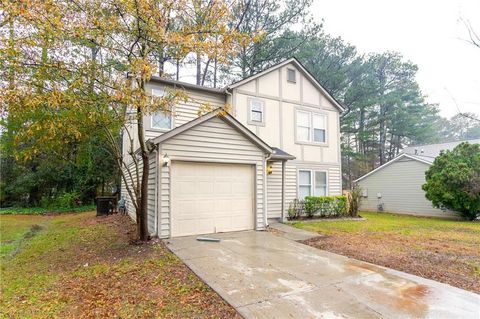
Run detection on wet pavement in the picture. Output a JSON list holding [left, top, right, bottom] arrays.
[[165, 230, 480, 319]]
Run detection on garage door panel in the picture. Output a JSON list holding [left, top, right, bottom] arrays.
[[215, 182, 233, 195], [171, 162, 254, 237], [197, 181, 215, 195]]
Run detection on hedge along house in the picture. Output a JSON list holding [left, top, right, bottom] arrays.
[[122, 58, 344, 238], [355, 139, 480, 218]]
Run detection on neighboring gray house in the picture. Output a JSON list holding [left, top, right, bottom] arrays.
[[355, 139, 480, 218], [122, 58, 344, 238]]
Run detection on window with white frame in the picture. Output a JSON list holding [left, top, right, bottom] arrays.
[[249, 98, 265, 124], [151, 88, 172, 130], [296, 110, 326, 143], [287, 68, 296, 83], [298, 170, 328, 199], [298, 170, 312, 199], [314, 171, 327, 196]]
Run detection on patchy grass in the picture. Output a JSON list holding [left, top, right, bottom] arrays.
[[293, 212, 480, 293], [0, 205, 96, 215], [0, 212, 239, 319]]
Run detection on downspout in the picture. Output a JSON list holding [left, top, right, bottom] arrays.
[[225, 88, 235, 115], [264, 153, 271, 229]]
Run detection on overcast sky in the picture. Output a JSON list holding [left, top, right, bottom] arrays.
[[311, 0, 480, 118]]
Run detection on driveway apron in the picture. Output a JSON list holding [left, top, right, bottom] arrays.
[[165, 230, 480, 319]]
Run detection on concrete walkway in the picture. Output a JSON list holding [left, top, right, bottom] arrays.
[[165, 230, 480, 319]]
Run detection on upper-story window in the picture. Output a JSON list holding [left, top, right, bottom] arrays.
[[296, 110, 327, 144], [287, 68, 296, 83], [248, 98, 265, 125], [151, 88, 172, 130]]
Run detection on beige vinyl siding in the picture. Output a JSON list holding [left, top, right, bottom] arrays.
[[327, 165, 342, 195], [123, 84, 226, 164], [144, 83, 226, 141], [122, 160, 140, 221], [121, 152, 157, 236], [267, 162, 282, 218], [357, 158, 456, 218], [157, 116, 267, 238], [232, 61, 343, 202], [266, 162, 297, 219], [147, 151, 157, 235], [267, 162, 340, 219], [294, 162, 342, 196]]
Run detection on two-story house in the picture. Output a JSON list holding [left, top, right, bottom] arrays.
[[122, 58, 344, 238]]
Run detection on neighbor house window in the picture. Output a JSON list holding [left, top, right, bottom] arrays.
[[151, 88, 172, 130], [287, 68, 296, 83], [249, 98, 265, 125], [296, 110, 327, 143], [298, 170, 328, 199]]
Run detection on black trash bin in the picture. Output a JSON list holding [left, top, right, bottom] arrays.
[[96, 196, 117, 216]]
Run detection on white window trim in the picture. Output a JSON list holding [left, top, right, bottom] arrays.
[[248, 97, 265, 126], [295, 108, 328, 146], [150, 88, 174, 131], [297, 169, 329, 199], [298, 170, 312, 199], [287, 68, 297, 83]]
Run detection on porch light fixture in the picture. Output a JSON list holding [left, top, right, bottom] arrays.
[[161, 154, 171, 167], [266, 164, 273, 175]]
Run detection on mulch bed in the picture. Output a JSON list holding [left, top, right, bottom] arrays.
[[302, 233, 480, 294]]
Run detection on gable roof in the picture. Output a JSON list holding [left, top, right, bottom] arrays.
[[149, 108, 273, 154], [402, 139, 480, 158], [147, 58, 344, 113], [355, 139, 480, 183], [226, 57, 345, 113], [149, 76, 226, 95], [354, 153, 432, 183]]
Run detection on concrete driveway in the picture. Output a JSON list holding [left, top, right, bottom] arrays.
[[166, 230, 480, 319]]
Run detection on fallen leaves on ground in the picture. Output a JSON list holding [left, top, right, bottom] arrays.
[[1, 212, 239, 319], [302, 230, 480, 293]]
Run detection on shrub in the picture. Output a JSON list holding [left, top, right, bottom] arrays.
[[422, 142, 480, 220], [303, 196, 347, 218], [288, 199, 302, 219], [39, 191, 82, 209], [346, 187, 362, 217]]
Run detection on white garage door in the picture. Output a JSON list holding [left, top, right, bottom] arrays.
[[171, 162, 254, 237]]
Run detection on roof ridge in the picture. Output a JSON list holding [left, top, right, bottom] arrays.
[[406, 138, 480, 148]]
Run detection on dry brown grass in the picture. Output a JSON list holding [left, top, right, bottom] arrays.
[[295, 212, 480, 293]]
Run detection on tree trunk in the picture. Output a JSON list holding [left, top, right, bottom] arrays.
[[358, 107, 365, 155], [213, 56, 218, 88], [158, 48, 165, 77], [196, 52, 201, 85], [137, 151, 149, 240], [379, 104, 387, 165], [176, 58, 180, 81], [135, 81, 150, 241]]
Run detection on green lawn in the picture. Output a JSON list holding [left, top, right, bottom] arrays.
[[293, 212, 480, 293], [0, 215, 48, 258], [0, 212, 238, 319], [0, 205, 95, 215], [293, 211, 479, 238]]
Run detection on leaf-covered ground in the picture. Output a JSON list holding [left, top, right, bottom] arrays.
[[294, 212, 480, 293], [0, 212, 239, 319]]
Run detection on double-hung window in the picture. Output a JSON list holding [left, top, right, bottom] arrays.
[[249, 98, 265, 125], [151, 88, 172, 130], [296, 110, 327, 143], [298, 170, 328, 199]]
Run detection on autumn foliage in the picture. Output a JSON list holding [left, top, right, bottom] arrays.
[[0, 0, 256, 239]]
